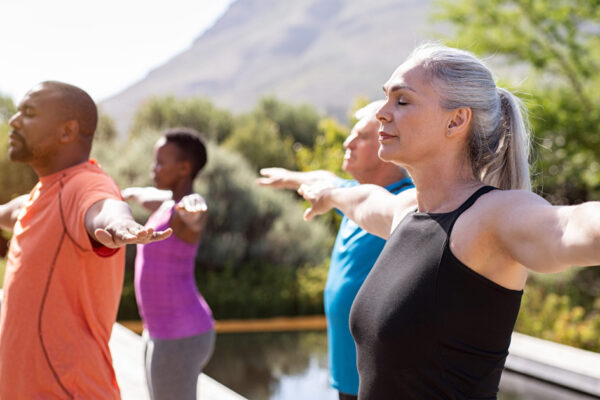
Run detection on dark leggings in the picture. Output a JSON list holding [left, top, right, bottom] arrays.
[[339, 392, 358, 400]]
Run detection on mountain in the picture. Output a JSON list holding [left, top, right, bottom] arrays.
[[100, 0, 437, 136]]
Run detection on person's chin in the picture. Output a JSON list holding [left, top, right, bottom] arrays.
[[8, 148, 31, 163], [377, 147, 396, 163], [342, 160, 351, 172]]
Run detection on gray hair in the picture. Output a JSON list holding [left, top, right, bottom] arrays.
[[405, 43, 531, 190], [354, 100, 386, 121]]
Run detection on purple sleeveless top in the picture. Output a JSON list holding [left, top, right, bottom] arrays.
[[134, 203, 214, 339]]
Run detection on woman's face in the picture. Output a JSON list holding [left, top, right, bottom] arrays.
[[151, 138, 184, 190], [376, 62, 455, 168]]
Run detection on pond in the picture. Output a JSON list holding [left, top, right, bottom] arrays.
[[204, 330, 598, 400]]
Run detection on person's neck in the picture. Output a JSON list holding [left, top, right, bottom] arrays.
[[32, 155, 89, 178], [355, 166, 408, 188], [406, 160, 481, 214], [170, 180, 194, 202]]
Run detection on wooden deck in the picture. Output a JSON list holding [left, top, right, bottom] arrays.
[[109, 323, 246, 400]]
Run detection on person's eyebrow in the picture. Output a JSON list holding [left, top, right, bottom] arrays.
[[382, 84, 417, 95]]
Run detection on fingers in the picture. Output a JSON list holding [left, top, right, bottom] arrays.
[[256, 168, 291, 188], [150, 228, 173, 241], [121, 187, 140, 201], [176, 194, 208, 214], [94, 225, 172, 248], [303, 207, 316, 221], [255, 177, 274, 186]]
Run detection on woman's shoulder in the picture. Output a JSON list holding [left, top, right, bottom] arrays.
[[464, 188, 552, 235]]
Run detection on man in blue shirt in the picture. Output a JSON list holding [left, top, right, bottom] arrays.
[[257, 101, 413, 400]]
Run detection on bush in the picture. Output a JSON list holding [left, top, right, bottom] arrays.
[[516, 270, 600, 351], [92, 130, 334, 320], [130, 96, 234, 142], [196, 260, 329, 319], [0, 122, 38, 204]]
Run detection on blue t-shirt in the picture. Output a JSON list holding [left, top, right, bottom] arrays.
[[324, 177, 413, 395]]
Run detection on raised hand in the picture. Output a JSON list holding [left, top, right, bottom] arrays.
[[175, 194, 208, 228]]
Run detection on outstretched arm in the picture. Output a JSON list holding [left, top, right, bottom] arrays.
[[0, 195, 28, 231], [491, 191, 600, 273], [85, 198, 172, 248], [170, 194, 209, 244], [121, 187, 173, 212], [256, 168, 339, 191], [298, 183, 417, 239]]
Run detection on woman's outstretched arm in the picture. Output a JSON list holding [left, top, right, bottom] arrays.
[[489, 191, 600, 273], [299, 183, 417, 239]]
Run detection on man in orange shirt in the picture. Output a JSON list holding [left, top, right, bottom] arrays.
[[0, 81, 171, 399]]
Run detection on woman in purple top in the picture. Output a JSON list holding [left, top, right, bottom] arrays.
[[123, 128, 215, 400]]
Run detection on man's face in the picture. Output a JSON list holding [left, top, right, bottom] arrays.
[[8, 85, 64, 164], [342, 116, 383, 180]]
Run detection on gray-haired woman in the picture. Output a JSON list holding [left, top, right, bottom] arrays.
[[299, 43, 600, 399]]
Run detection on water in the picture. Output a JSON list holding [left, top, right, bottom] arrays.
[[204, 330, 598, 400]]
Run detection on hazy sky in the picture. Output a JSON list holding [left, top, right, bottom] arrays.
[[1, 0, 235, 103]]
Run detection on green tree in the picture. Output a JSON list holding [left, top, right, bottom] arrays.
[[433, 0, 600, 203], [92, 129, 334, 319], [130, 96, 234, 142], [224, 97, 323, 172], [254, 96, 322, 147], [95, 113, 118, 142], [296, 117, 349, 177], [224, 114, 297, 171], [0, 93, 16, 122]]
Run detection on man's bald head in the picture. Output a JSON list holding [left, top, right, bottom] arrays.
[[37, 81, 98, 138]]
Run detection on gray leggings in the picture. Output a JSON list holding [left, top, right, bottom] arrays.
[[143, 329, 216, 400]]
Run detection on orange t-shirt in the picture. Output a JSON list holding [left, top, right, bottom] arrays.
[[0, 160, 125, 399]]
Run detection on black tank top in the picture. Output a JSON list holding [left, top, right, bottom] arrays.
[[349, 186, 522, 400]]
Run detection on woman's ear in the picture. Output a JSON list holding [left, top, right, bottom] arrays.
[[446, 107, 472, 138], [178, 160, 192, 178]]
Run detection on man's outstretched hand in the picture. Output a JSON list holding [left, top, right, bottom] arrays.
[[94, 220, 172, 248], [86, 198, 172, 248]]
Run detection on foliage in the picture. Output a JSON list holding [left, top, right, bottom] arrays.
[[0, 123, 38, 205], [251, 96, 322, 147], [92, 129, 334, 319], [195, 143, 333, 270], [95, 113, 118, 143], [433, 0, 600, 203], [195, 260, 329, 320], [130, 96, 234, 142], [516, 271, 600, 351], [0, 93, 16, 122], [0, 258, 5, 288], [296, 117, 349, 178], [224, 114, 297, 170], [223, 97, 323, 171]]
